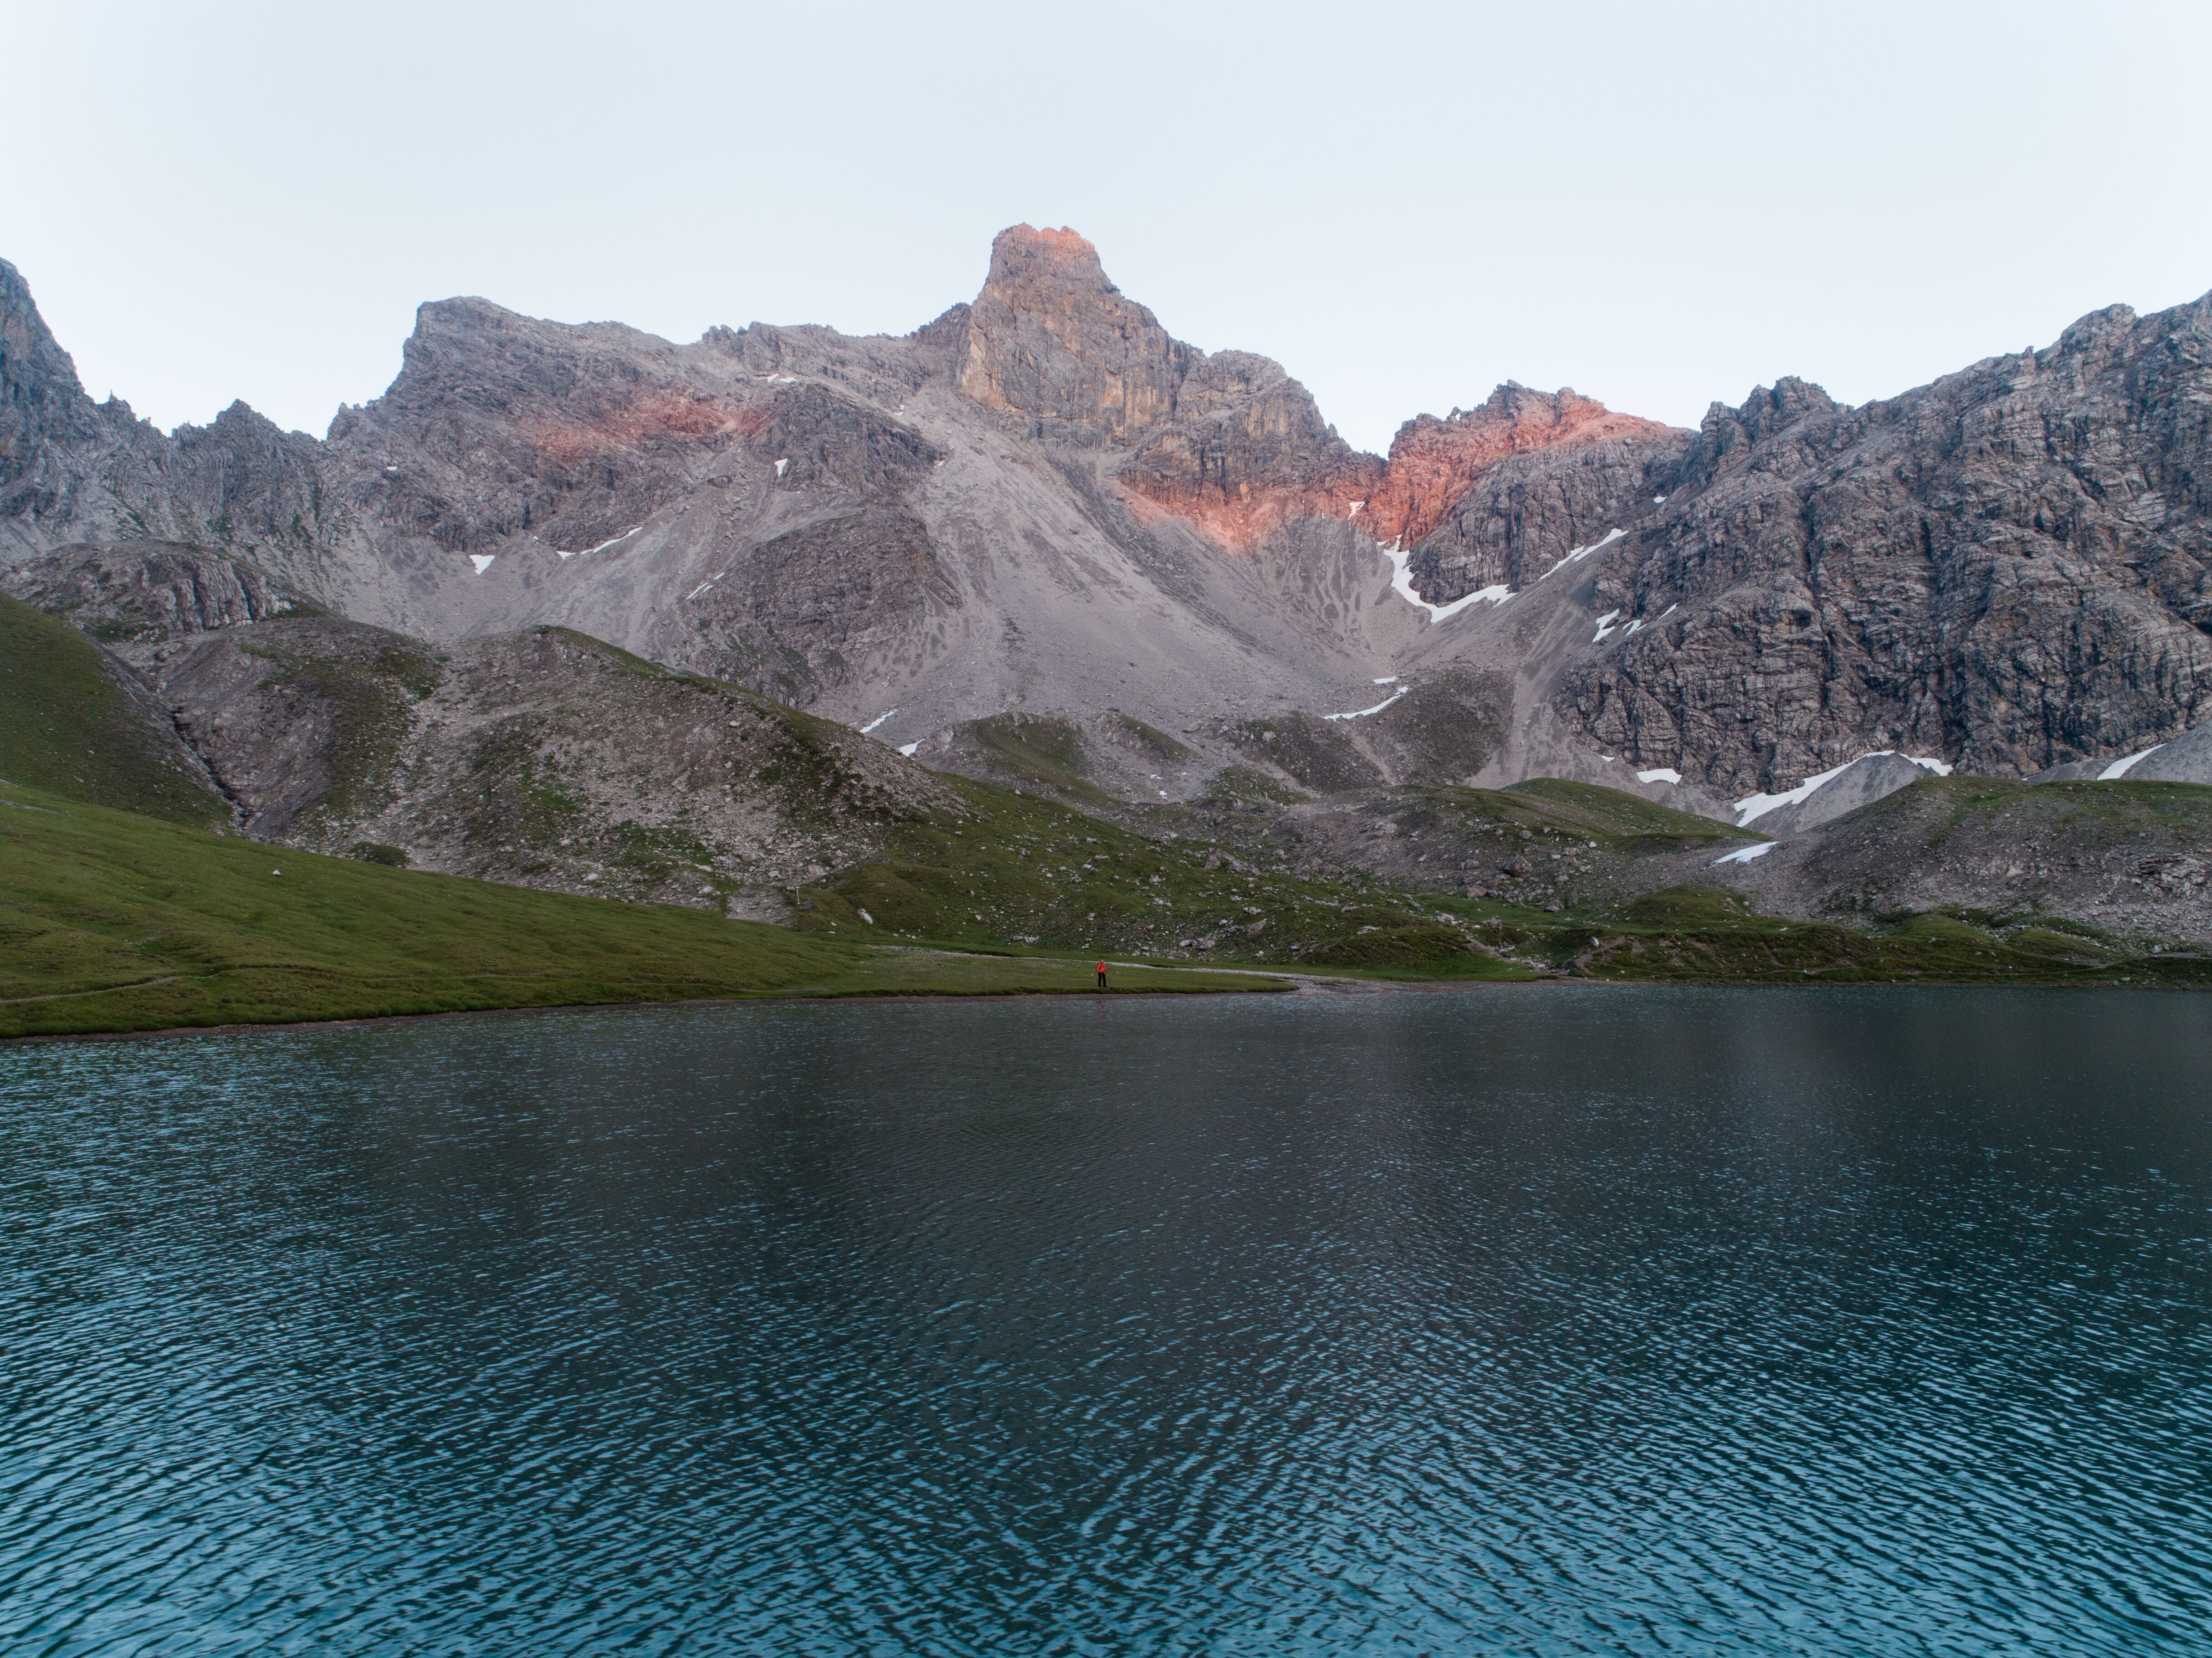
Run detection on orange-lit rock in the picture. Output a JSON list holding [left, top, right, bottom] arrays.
[[1118, 352, 1379, 550], [1122, 382, 1675, 556], [521, 389, 765, 464], [1362, 386, 1677, 548]]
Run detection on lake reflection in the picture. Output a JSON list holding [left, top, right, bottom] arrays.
[[3, 988, 2208, 1654]]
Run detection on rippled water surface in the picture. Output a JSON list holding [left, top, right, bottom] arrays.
[[4, 988, 2210, 1654]]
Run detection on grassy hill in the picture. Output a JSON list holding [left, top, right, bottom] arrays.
[[0, 781, 1285, 1039], [0, 592, 226, 826], [788, 771, 1537, 976]]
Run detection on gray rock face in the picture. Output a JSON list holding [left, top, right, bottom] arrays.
[[953, 225, 1195, 446], [1391, 386, 1688, 590], [5, 541, 300, 640], [1562, 300, 2212, 793], [1, 258, 112, 526], [693, 503, 955, 703], [1404, 430, 1685, 596], [953, 225, 1377, 548], [3, 259, 329, 569]]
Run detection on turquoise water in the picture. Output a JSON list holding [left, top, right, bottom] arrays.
[[2, 988, 2208, 1654]]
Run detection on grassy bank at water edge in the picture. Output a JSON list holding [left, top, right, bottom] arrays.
[[0, 782, 1286, 1039]]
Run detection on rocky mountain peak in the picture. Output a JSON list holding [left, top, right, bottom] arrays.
[[983, 223, 1119, 295], [953, 224, 1195, 445], [1, 260, 88, 406], [2, 258, 110, 517]]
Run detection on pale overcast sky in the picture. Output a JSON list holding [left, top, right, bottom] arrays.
[[6, 0, 2208, 453]]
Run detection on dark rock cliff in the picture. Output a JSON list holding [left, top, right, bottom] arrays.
[[1557, 297, 2212, 792]]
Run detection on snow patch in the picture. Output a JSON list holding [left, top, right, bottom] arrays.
[[1592, 609, 1622, 642], [2098, 744, 2165, 780], [1347, 500, 1364, 517], [1377, 542, 1513, 623], [1536, 527, 1627, 581], [1711, 842, 1777, 866], [1372, 675, 1398, 685], [1324, 685, 1411, 722], [859, 708, 897, 735], [469, 554, 496, 574], [774, 458, 789, 478], [1731, 751, 1953, 827], [1637, 768, 1682, 785], [897, 742, 920, 757], [684, 569, 731, 603], [561, 524, 643, 559]]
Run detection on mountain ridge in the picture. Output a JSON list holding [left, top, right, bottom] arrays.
[[5, 230, 2208, 819]]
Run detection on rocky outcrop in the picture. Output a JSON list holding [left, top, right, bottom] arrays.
[[693, 504, 956, 703], [98, 599, 963, 909], [3, 541, 301, 639], [1560, 297, 2212, 793], [322, 296, 772, 557], [2, 260, 328, 568], [951, 225, 1379, 547]]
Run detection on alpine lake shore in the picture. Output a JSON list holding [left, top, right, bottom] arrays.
[[7, 583, 2207, 1042], [7, 769, 2207, 1044]]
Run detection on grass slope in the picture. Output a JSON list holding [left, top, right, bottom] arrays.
[[0, 783, 1283, 1039], [1437, 883, 2210, 987], [791, 773, 1535, 978], [794, 769, 2211, 985], [0, 592, 225, 825], [1498, 778, 1752, 846]]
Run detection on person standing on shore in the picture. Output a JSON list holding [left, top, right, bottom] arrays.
[[1096, 959, 1108, 990]]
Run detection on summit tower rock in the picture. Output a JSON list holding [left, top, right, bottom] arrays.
[[953, 225, 1194, 445]]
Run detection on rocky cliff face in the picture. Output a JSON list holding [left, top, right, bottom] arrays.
[[952, 225, 1379, 549], [0, 258, 112, 529], [1118, 353, 1380, 552], [1558, 299, 2212, 793], [5, 541, 300, 639], [953, 225, 1195, 445], [2, 259, 329, 569]]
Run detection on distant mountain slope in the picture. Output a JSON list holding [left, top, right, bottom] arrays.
[[4, 234, 2206, 813]]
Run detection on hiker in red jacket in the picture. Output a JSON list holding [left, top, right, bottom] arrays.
[[1096, 959, 1108, 990]]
